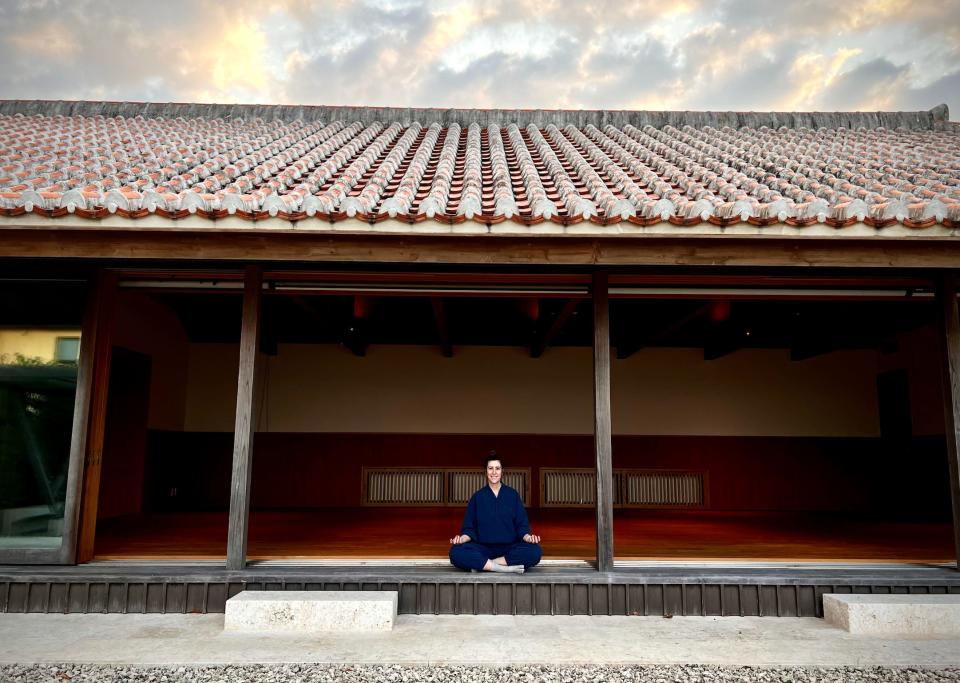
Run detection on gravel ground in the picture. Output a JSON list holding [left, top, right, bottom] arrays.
[[2, 665, 959, 683]]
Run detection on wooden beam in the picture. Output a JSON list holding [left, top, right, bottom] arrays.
[[343, 319, 368, 357], [7, 226, 960, 269], [592, 271, 615, 572], [290, 295, 323, 321], [531, 299, 579, 358], [341, 296, 370, 357], [431, 297, 453, 358], [704, 310, 746, 361], [75, 271, 118, 563], [226, 265, 263, 570], [935, 274, 960, 570], [118, 268, 924, 290], [789, 306, 829, 361], [789, 343, 834, 362], [616, 302, 711, 360], [703, 337, 743, 361]]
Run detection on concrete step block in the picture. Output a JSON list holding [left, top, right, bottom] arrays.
[[823, 594, 960, 636], [224, 591, 397, 633]]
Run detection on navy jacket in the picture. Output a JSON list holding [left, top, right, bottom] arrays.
[[460, 484, 531, 544]]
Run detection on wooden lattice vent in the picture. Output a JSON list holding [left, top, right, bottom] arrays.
[[363, 467, 531, 506], [540, 468, 707, 508]]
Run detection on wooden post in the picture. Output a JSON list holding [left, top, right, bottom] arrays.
[[74, 271, 118, 563], [226, 266, 263, 570], [936, 274, 960, 570], [592, 270, 615, 572]]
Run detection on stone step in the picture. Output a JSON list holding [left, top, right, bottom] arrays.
[[823, 594, 960, 636], [224, 591, 397, 633]]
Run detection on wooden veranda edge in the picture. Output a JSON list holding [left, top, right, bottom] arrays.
[[3, 226, 960, 268]]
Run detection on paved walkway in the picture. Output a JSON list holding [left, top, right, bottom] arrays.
[[2, 613, 959, 667]]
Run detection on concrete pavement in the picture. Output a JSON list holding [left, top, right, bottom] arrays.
[[2, 613, 960, 667]]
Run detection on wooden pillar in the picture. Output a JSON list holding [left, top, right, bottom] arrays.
[[935, 274, 960, 570], [226, 266, 263, 570], [592, 270, 615, 572], [74, 271, 118, 563]]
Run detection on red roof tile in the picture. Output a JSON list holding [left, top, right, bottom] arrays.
[[0, 105, 958, 230]]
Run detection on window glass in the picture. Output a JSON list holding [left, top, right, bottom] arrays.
[[0, 281, 86, 550], [54, 337, 81, 364]]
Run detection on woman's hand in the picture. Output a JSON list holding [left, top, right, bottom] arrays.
[[450, 534, 471, 544], [523, 533, 541, 544]]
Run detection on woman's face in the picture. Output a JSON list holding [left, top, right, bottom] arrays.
[[486, 460, 502, 486]]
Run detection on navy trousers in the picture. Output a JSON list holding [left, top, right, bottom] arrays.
[[449, 541, 542, 571]]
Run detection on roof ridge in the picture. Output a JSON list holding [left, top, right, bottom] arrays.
[[0, 100, 948, 130]]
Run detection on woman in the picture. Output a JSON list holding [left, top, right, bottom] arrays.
[[448, 451, 542, 573]]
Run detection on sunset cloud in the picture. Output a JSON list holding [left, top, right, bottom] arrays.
[[0, 0, 956, 118]]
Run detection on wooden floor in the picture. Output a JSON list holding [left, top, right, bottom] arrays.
[[92, 508, 956, 563]]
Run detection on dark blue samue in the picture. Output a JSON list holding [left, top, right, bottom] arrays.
[[449, 484, 542, 571]]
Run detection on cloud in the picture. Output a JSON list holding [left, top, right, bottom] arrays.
[[0, 0, 283, 102], [277, 2, 435, 105], [902, 69, 960, 116], [7, 22, 79, 60], [416, 37, 583, 109], [0, 0, 956, 118], [785, 48, 865, 111], [582, 38, 679, 109], [816, 57, 912, 111]]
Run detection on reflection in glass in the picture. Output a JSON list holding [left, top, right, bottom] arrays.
[[0, 282, 85, 550]]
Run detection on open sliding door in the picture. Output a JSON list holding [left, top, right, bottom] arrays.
[[0, 274, 102, 564]]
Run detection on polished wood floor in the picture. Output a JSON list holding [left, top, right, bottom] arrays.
[[92, 508, 955, 563]]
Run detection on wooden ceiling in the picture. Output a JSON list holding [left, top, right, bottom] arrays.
[[145, 289, 936, 362]]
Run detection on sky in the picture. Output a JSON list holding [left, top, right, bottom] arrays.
[[0, 0, 958, 117]]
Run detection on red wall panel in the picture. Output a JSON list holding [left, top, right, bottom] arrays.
[[140, 431, 951, 517]]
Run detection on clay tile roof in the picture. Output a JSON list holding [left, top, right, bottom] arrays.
[[0, 100, 958, 232]]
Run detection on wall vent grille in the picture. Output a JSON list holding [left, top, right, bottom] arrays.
[[363, 467, 531, 506], [447, 469, 529, 505], [541, 468, 706, 508], [622, 470, 704, 506], [541, 468, 597, 506], [364, 470, 444, 505]]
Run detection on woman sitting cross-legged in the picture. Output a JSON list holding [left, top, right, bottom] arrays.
[[448, 451, 542, 573]]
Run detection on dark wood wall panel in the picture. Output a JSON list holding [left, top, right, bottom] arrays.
[[98, 348, 152, 520], [138, 432, 951, 516]]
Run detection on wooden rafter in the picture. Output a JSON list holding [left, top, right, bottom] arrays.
[[289, 295, 322, 321], [703, 302, 744, 361], [789, 343, 835, 362], [343, 295, 369, 357], [531, 299, 579, 359], [616, 302, 712, 360], [703, 327, 744, 361], [431, 297, 453, 358]]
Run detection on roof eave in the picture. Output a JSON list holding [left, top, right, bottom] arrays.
[[4, 216, 960, 270]]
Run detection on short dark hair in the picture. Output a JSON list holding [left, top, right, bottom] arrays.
[[485, 450, 502, 468]]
